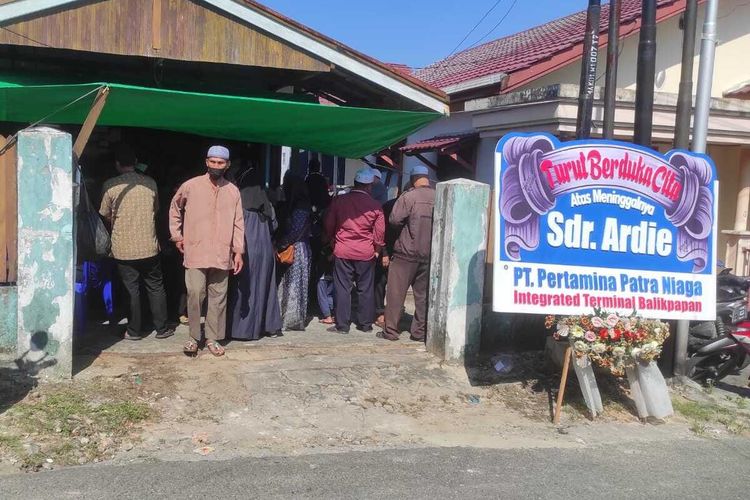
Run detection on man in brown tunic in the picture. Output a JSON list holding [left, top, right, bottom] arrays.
[[378, 165, 435, 342], [100, 144, 173, 341], [169, 145, 244, 356]]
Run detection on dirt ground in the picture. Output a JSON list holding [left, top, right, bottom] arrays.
[[2, 313, 749, 473]]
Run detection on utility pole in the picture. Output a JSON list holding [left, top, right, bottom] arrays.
[[675, 0, 719, 377], [576, 0, 601, 139], [669, 0, 698, 377], [603, 0, 621, 139], [674, 0, 698, 150], [633, 0, 657, 145]]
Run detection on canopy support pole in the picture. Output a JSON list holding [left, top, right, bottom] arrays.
[[448, 152, 474, 172], [73, 86, 110, 161], [413, 153, 439, 172]]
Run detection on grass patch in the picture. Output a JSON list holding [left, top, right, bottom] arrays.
[[94, 401, 151, 430], [10, 391, 150, 438], [673, 397, 750, 436], [0, 381, 155, 471], [0, 433, 23, 454], [672, 398, 726, 422]]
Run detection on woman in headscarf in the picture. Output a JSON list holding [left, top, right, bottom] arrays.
[[229, 166, 282, 339], [275, 172, 313, 331]]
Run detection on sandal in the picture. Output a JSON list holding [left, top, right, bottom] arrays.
[[183, 339, 199, 356], [319, 316, 335, 325], [206, 341, 225, 357]]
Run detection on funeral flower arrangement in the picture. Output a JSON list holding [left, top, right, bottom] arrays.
[[545, 312, 670, 376]]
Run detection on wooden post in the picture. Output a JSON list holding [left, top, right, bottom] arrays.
[[152, 0, 162, 51], [73, 86, 110, 161], [0, 135, 18, 284], [553, 346, 573, 425]]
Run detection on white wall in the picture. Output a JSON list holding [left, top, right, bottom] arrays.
[[403, 111, 475, 182], [518, 0, 750, 98], [474, 137, 498, 186]]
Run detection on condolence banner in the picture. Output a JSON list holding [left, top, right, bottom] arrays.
[[493, 133, 717, 321]]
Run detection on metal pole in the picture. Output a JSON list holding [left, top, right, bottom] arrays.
[[674, 0, 699, 150], [634, 0, 657, 146], [675, 0, 719, 378], [603, 0, 621, 139], [576, 0, 601, 139], [668, 0, 698, 376], [691, 0, 718, 154]]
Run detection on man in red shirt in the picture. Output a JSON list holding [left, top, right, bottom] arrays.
[[324, 168, 385, 333]]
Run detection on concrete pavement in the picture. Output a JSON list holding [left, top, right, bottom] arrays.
[[1, 439, 749, 499]]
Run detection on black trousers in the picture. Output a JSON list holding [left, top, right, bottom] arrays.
[[374, 261, 388, 317], [334, 257, 375, 331], [116, 255, 168, 336]]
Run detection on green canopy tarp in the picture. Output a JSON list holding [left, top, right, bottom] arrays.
[[0, 81, 442, 158]]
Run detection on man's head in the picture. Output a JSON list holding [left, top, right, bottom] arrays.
[[371, 168, 383, 184], [308, 158, 321, 174], [353, 167, 374, 193], [410, 165, 430, 187], [206, 145, 230, 179], [115, 144, 137, 173]]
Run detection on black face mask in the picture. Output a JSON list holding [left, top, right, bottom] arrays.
[[207, 167, 225, 179]]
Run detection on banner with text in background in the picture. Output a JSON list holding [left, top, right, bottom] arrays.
[[493, 133, 717, 321]]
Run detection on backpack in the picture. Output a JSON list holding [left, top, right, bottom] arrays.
[[76, 178, 111, 261]]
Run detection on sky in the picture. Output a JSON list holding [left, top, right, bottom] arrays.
[[260, 0, 587, 70]]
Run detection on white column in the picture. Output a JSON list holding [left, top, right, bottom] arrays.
[[734, 149, 750, 231]]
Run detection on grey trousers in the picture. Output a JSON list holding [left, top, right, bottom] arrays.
[[185, 268, 229, 341], [384, 256, 429, 340]]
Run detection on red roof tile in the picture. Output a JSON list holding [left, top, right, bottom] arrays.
[[400, 133, 478, 154], [724, 82, 750, 99], [385, 63, 414, 77], [416, 0, 681, 90]]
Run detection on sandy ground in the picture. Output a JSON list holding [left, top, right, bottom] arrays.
[[69, 321, 704, 466], [3, 297, 747, 471]]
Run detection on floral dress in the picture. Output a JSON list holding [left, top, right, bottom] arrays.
[[276, 208, 312, 330]]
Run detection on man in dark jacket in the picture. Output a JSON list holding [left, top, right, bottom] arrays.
[[378, 165, 435, 342], [374, 195, 399, 328]]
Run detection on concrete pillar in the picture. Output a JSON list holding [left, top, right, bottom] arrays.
[[0, 287, 17, 351], [427, 178, 490, 363], [16, 127, 74, 379], [734, 149, 750, 231]]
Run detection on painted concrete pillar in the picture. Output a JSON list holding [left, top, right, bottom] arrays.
[[16, 127, 74, 379], [427, 178, 490, 363]]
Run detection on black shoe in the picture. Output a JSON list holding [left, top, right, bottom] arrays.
[[155, 327, 175, 339], [123, 332, 142, 341], [266, 330, 284, 338], [356, 325, 373, 333], [376, 331, 398, 341], [409, 335, 426, 342], [327, 326, 350, 334]]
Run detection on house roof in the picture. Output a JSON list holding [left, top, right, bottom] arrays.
[[416, 0, 688, 94], [0, 0, 448, 112], [400, 132, 478, 155], [725, 81, 750, 99]]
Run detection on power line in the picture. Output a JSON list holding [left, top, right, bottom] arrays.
[[446, 0, 505, 57], [431, 0, 507, 80], [463, 0, 519, 51], [422, 0, 520, 82]]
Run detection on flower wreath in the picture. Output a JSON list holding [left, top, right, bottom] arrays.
[[545, 310, 670, 377]]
